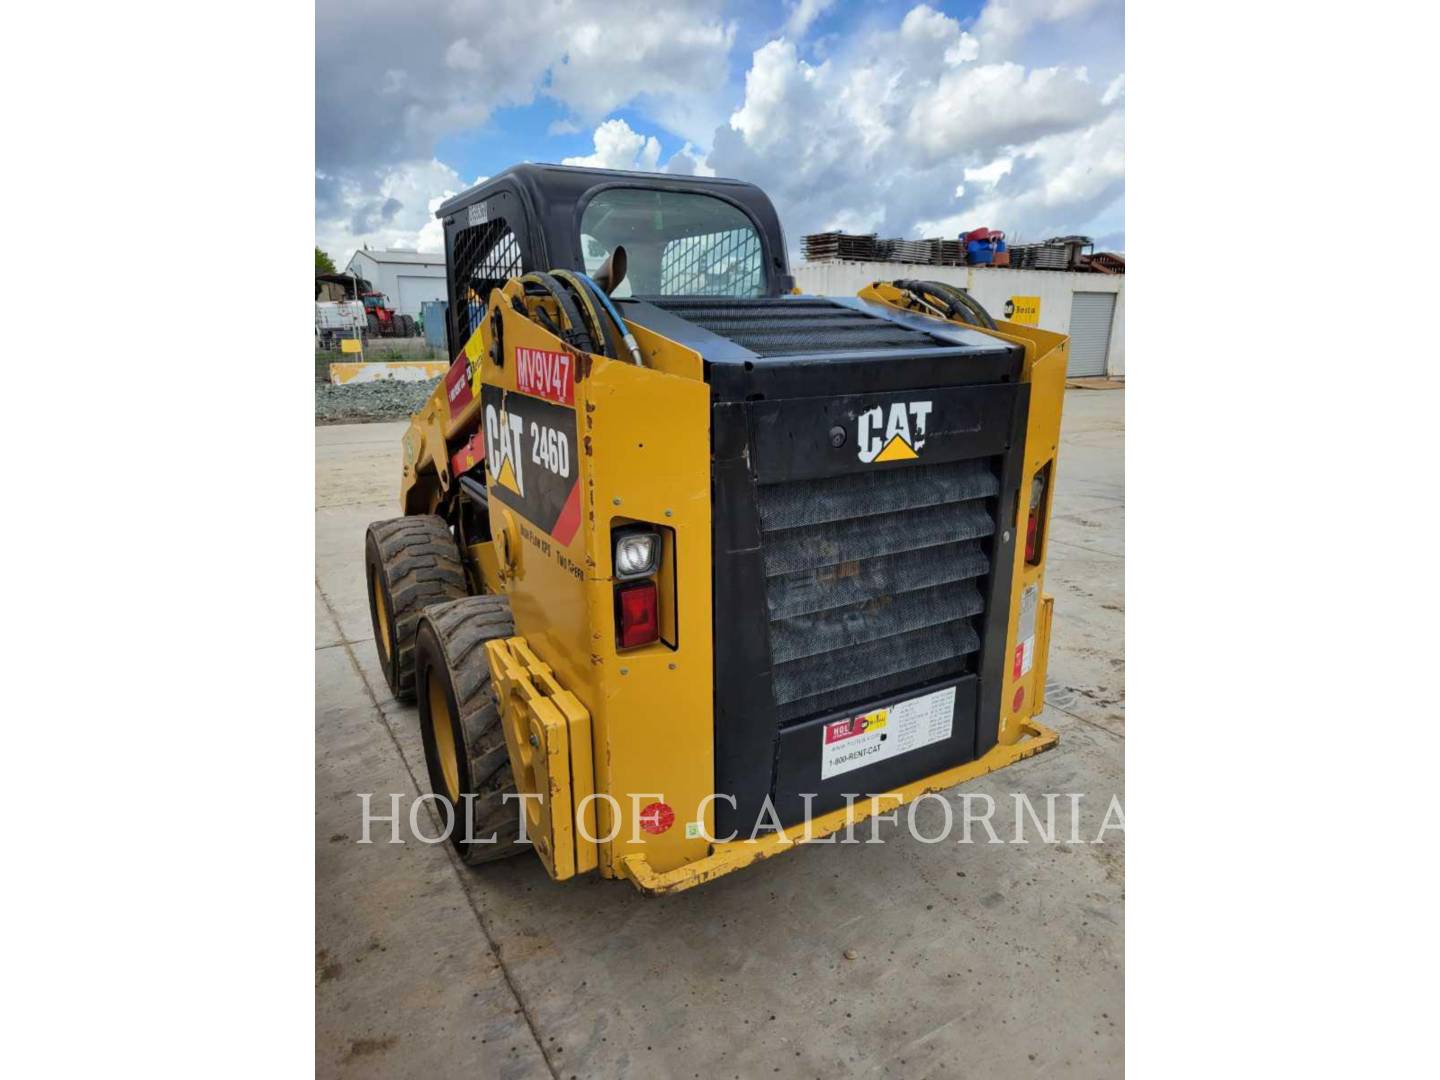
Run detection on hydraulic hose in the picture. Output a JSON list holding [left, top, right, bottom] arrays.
[[891, 278, 998, 331], [550, 270, 620, 361], [892, 278, 970, 326], [918, 279, 997, 331], [574, 271, 645, 367], [519, 272, 597, 355]]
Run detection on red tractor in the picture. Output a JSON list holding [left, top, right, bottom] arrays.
[[360, 291, 416, 338]]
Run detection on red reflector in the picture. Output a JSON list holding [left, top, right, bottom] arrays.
[[1025, 511, 1041, 562], [616, 581, 659, 649], [637, 801, 675, 835]]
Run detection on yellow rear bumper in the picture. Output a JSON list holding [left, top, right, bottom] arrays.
[[618, 720, 1059, 896]]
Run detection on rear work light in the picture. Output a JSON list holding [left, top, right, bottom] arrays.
[[615, 580, 659, 649], [1025, 465, 1051, 565], [614, 531, 659, 579]]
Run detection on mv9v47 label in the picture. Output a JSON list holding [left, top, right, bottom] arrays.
[[481, 385, 582, 546]]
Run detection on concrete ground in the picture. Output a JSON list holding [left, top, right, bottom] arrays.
[[316, 388, 1124, 1079]]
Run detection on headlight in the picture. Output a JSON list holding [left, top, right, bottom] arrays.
[[614, 531, 659, 579]]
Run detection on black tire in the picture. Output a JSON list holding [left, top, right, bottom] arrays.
[[414, 595, 526, 865], [401, 314, 415, 337], [365, 516, 467, 701], [366, 312, 380, 336]]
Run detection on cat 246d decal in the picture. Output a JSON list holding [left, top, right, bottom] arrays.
[[481, 384, 581, 545]]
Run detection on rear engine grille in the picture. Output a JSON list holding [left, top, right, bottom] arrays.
[[651, 297, 950, 356], [756, 459, 998, 724]]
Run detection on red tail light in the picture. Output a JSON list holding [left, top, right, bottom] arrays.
[[616, 581, 659, 649], [1025, 467, 1049, 565]]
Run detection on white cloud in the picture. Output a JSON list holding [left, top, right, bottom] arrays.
[[704, 2, 1123, 255], [562, 119, 662, 172], [898, 4, 978, 66], [414, 175, 488, 253], [785, 0, 835, 38], [915, 110, 1124, 241], [905, 63, 1100, 165], [316, 0, 1124, 267], [665, 143, 717, 177], [1102, 72, 1124, 106], [333, 0, 736, 151], [317, 0, 737, 239], [964, 157, 1014, 186], [729, 40, 822, 154], [543, 5, 736, 145], [415, 198, 450, 254], [974, 0, 1114, 59], [825, 206, 887, 235], [443, 37, 484, 71], [316, 158, 477, 269]]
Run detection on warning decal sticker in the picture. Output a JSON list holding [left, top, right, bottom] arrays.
[[445, 351, 475, 415], [1012, 584, 1038, 679], [820, 685, 957, 780]]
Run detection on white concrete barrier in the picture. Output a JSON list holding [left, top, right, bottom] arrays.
[[329, 361, 448, 385]]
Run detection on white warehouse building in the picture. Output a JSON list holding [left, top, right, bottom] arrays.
[[794, 263, 1125, 379], [344, 249, 447, 319]]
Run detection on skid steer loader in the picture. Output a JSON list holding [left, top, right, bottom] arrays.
[[365, 164, 1068, 894]]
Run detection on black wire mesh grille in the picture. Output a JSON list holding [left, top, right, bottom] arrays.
[[651, 297, 951, 355], [659, 228, 764, 297], [449, 221, 522, 353], [756, 459, 999, 724]]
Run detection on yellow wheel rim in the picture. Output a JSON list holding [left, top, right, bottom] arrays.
[[372, 567, 391, 661], [428, 671, 461, 802]]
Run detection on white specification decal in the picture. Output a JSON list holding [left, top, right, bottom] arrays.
[[820, 686, 957, 780], [1014, 584, 1038, 678]]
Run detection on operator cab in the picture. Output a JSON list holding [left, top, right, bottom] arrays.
[[433, 163, 793, 360]]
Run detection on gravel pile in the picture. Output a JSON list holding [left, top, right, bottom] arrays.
[[316, 378, 440, 424]]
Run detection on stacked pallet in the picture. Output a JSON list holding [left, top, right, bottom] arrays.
[[1009, 243, 1070, 270], [802, 231, 881, 261], [929, 239, 965, 265], [1008, 235, 1095, 271], [880, 238, 935, 264], [803, 231, 967, 266]]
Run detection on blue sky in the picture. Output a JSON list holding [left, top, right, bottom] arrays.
[[316, 0, 1124, 267]]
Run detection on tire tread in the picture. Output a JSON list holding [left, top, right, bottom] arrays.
[[366, 515, 467, 700], [417, 595, 524, 865]]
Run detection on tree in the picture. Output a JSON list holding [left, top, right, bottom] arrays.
[[315, 246, 336, 275]]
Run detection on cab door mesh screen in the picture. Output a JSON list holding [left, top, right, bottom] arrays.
[[449, 221, 521, 351]]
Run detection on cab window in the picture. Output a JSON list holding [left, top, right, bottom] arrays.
[[580, 189, 765, 298]]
